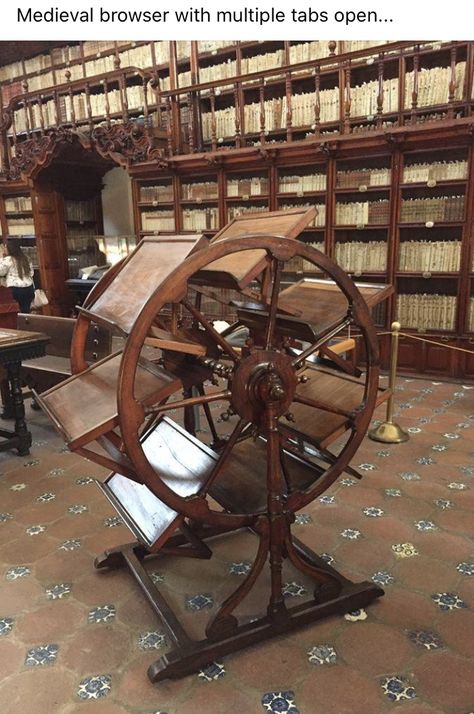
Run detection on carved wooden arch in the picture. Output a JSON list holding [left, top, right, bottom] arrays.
[[5, 122, 168, 182]]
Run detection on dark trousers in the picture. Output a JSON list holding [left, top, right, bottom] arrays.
[[12, 285, 35, 314]]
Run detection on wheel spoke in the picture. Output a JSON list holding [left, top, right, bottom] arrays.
[[264, 259, 284, 350], [182, 298, 241, 363], [200, 417, 248, 494], [292, 392, 355, 421], [144, 390, 231, 416], [291, 314, 353, 369]]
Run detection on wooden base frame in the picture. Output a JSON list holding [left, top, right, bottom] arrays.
[[95, 527, 384, 683]]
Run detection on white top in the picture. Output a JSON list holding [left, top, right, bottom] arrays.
[[0, 255, 34, 288]]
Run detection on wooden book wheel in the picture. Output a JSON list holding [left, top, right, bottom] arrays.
[[37, 212, 391, 683]]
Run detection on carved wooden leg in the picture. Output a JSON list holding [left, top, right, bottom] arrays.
[[7, 360, 31, 456]]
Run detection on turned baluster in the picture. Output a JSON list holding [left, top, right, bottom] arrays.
[[38, 94, 45, 135], [187, 92, 195, 152], [114, 42, 121, 71], [150, 74, 163, 130], [259, 77, 266, 145], [103, 79, 111, 127], [85, 82, 94, 133], [285, 71, 293, 142], [328, 41, 337, 57], [233, 83, 242, 148], [65, 70, 76, 130], [120, 72, 129, 123], [343, 63, 351, 133], [21, 81, 31, 137], [209, 88, 217, 152], [165, 96, 174, 156], [142, 76, 152, 136], [54, 88, 61, 127], [376, 53, 385, 128], [411, 46, 420, 125], [313, 64, 321, 136], [447, 44, 457, 118]]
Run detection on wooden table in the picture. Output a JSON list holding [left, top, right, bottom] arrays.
[[0, 328, 50, 456]]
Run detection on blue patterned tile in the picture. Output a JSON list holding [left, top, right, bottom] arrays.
[[340, 528, 361, 540], [340, 478, 356, 486], [0, 512, 13, 522], [103, 516, 123, 528], [448, 482, 468, 490], [26, 524, 47, 536], [385, 488, 402, 497], [344, 608, 367, 621], [358, 463, 376, 471], [371, 571, 395, 586], [138, 631, 167, 650], [431, 444, 447, 452], [150, 571, 165, 584], [46, 583, 72, 600], [261, 690, 299, 713], [48, 468, 66, 477], [5, 566, 30, 581], [363, 506, 384, 518], [376, 449, 392, 457], [380, 675, 416, 702], [25, 644, 59, 666], [400, 472, 421, 481], [59, 539, 82, 551], [0, 618, 14, 636], [228, 561, 252, 576], [10, 483, 27, 491], [294, 513, 312, 525], [417, 456, 436, 465], [67, 504, 88, 515], [434, 499, 453, 510], [77, 674, 112, 700], [198, 661, 226, 681], [88, 604, 116, 624], [37, 493, 56, 503], [407, 426, 422, 434], [282, 582, 307, 598], [443, 432, 460, 440], [392, 543, 418, 559], [185, 594, 213, 611], [319, 495, 335, 505], [460, 466, 474, 476], [307, 644, 337, 665], [75, 476, 95, 485], [23, 459, 40, 467], [456, 562, 474, 576], [456, 422, 471, 429], [407, 629, 443, 650], [414, 520, 437, 532], [431, 592, 468, 611], [320, 553, 335, 565]]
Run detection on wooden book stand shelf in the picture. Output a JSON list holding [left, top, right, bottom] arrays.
[[36, 208, 392, 683]]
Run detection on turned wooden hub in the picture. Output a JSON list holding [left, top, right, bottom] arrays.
[[231, 350, 297, 424]]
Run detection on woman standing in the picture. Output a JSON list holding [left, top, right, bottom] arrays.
[[0, 238, 35, 313]]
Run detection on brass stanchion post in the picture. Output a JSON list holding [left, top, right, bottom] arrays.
[[369, 321, 409, 444]]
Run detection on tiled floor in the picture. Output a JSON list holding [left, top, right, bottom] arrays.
[[0, 376, 473, 713]]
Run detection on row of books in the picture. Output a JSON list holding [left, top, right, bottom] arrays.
[[141, 210, 176, 232], [4, 195, 32, 213], [396, 293, 456, 331], [279, 173, 327, 193], [227, 177, 269, 196], [227, 204, 267, 221], [140, 184, 174, 203], [280, 203, 326, 227], [336, 167, 391, 188], [402, 160, 468, 184], [399, 196, 465, 223], [349, 77, 399, 116], [398, 240, 461, 272], [404, 63, 465, 107], [284, 242, 325, 273], [6, 218, 35, 235], [335, 199, 390, 225], [469, 298, 474, 332], [65, 200, 97, 223], [183, 182, 218, 201], [335, 240, 387, 272], [182, 208, 219, 231], [11, 86, 150, 133]]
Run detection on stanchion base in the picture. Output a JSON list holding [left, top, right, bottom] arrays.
[[368, 421, 409, 444]]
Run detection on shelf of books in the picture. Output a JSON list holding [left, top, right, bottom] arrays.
[[65, 197, 103, 278], [134, 177, 176, 234], [0, 193, 38, 270], [180, 174, 220, 232]]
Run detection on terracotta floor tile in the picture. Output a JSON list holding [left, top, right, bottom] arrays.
[[15, 599, 85, 642], [0, 668, 75, 714], [299, 665, 385, 714], [335, 621, 415, 676], [413, 650, 474, 710]]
